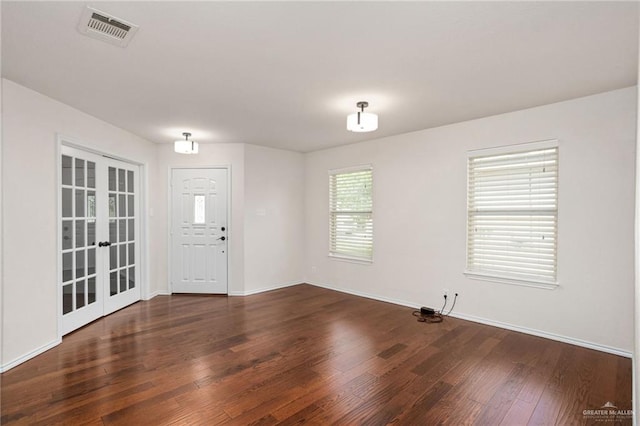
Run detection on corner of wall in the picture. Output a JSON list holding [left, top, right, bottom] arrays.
[[0, 41, 5, 371], [633, 10, 640, 422], [243, 144, 305, 292]]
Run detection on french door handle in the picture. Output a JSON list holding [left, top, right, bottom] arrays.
[[98, 241, 112, 247]]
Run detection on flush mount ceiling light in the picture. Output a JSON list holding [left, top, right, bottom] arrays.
[[174, 132, 199, 154], [347, 101, 378, 133]]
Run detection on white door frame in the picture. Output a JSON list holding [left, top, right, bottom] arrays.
[[56, 135, 150, 340], [168, 166, 231, 294]]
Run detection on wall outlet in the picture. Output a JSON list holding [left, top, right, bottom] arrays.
[[311, 266, 318, 274], [443, 289, 449, 297]]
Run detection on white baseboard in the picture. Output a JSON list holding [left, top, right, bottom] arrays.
[[155, 282, 300, 298], [229, 281, 301, 296], [307, 280, 421, 310], [447, 311, 631, 358], [144, 290, 170, 300], [306, 281, 632, 359], [1, 338, 61, 373]]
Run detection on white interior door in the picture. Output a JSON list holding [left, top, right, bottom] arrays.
[[104, 159, 141, 314], [60, 148, 103, 333], [171, 168, 228, 294], [60, 146, 141, 335]]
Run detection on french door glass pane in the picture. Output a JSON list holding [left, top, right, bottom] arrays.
[[119, 219, 126, 242], [76, 250, 85, 279], [119, 244, 126, 268], [75, 190, 85, 217], [110, 271, 117, 296], [118, 169, 126, 192], [118, 194, 126, 217], [75, 159, 84, 187], [62, 189, 73, 218], [110, 245, 117, 270], [63, 252, 72, 282], [109, 194, 117, 217], [128, 243, 135, 265], [75, 220, 85, 248], [76, 280, 85, 308], [87, 191, 96, 218], [119, 271, 127, 292], [88, 277, 96, 304], [62, 221, 72, 250], [62, 156, 72, 186], [88, 221, 96, 246], [127, 170, 134, 193], [109, 220, 117, 242], [128, 267, 135, 289], [87, 162, 96, 189], [63, 284, 73, 314], [88, 248, 96, 275], [109, 167, 116, 191]]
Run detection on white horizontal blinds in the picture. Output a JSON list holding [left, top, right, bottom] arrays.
[[467, 146, 558, 283], [329, 167, 373, 260]]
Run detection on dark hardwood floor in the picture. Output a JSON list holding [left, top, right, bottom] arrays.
[[1, 284, 632, 425]]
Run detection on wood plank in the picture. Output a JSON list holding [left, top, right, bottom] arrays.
[[0, 284, 631, 425]]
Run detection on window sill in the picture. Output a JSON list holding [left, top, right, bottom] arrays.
[[329, 254, 373, 265], [463, 271, 558, 290]]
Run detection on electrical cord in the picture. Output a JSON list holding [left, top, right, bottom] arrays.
[[412, 310, 443, 323], [443, 293, 458, 316], [440, 295, 448, 314], [412, 292, 458, 323]]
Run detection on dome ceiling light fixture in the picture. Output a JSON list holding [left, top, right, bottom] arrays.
[[174, 132, 199, 154], [347, 101, 378, 133]]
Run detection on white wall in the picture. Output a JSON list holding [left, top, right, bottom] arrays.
[[1, 79, 158, 368], [305, 87, 637, 354], [154, 143, 246, 295], [244, 144, 304, 294]]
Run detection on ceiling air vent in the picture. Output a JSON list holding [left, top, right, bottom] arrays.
[[77, 7, 138, 48]]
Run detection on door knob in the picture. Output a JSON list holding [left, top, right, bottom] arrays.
[[217, 236, 226, 241], [98, 241, 112, 247]]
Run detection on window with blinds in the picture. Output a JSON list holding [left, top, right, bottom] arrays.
[[329, 166, 373, 261], [466, 142, 558, 286]]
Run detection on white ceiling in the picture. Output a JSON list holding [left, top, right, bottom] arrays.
[[2, 1, 638, 152]]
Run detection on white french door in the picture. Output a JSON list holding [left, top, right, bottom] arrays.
[[60, 145, 141, 335], [171, 168, 228, 294]]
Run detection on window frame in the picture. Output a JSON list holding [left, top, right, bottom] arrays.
[[465, 140, 559, 289], [328, 165, 374, 263]]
